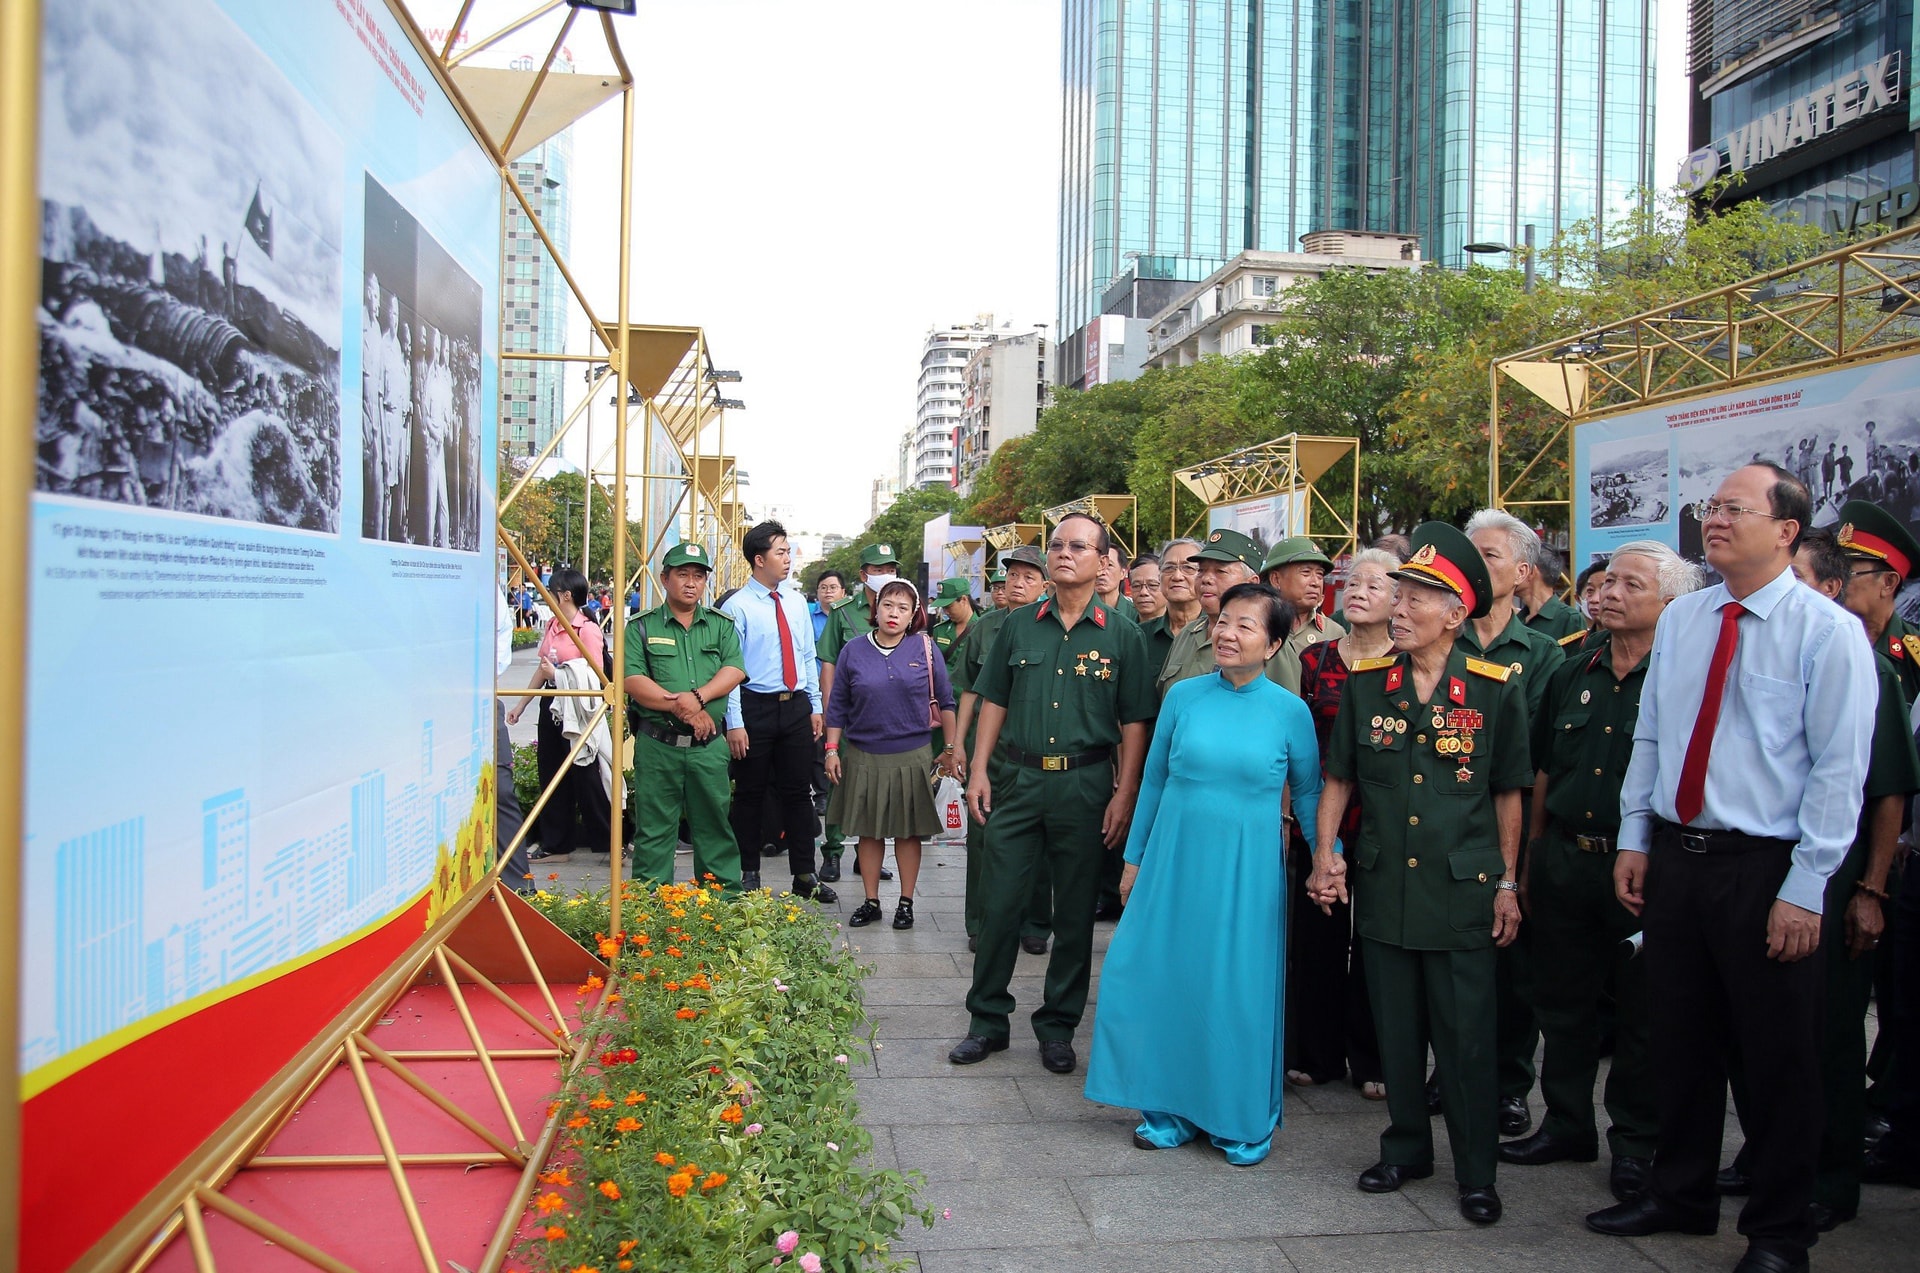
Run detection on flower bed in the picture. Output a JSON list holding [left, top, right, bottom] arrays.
[[521, 880, 931, 1271]]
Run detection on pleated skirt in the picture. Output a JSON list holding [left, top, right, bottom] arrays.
[[827, 740, 942, 840]]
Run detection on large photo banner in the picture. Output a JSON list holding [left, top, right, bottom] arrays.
[[24, 0, 499, 1263], [1207, 490, 1305, 558], [1573, 353, 1920, 619]]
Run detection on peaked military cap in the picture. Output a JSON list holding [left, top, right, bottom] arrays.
[[1193, 527, 1264, 572], [860, 542, 901, 567], [989, 566, 1008, 585], [1390, 521, 1493, 618], [1836, 499, 1920, 582], [660, 541, 712, 571], [1001, 544, 1047, 574], [933, 576, 973, 604], [1261, 535, 1334, 573]]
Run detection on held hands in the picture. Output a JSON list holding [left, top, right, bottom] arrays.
[[726, 728, 750, 760], [1613, 851, 1647, 917], [1845, 893, 1886, 960], [686, 711, 716, 742], [935, 748, 964, 780], [1305, 850, 1347, 915], [1493, 888, 1522, 947], [1118, 862, 1139, 906], [1766, 899, 1821, 962]]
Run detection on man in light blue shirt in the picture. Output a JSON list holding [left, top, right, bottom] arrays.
[[1590, 463, 1874, 1273], [720, 520, 833, 900]]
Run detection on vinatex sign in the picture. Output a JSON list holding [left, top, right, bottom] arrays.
[[1720, 52, 1902, 175]]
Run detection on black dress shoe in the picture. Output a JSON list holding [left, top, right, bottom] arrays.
[[1805, 1201, 1851, 1233], [1862, 1144, 1920, 1187], [1610, 1155, 1652, 1202], [817, 853, 841, 883], [1731, 1248, 1809, 1273], [1093, 899, 1123, 921], [1039, 1039, 1077, 1073], [1865, 1112, 1892, 1148], [1357, 1161, 1433, 1193], [740, 870, 761, 891], [1132, 1131, 1158, 1150], [1718, 1164, 1754, 1196], [1021, 935, 1050, 955], [1499, 1128, 1598, 1166], [1498, 1096, 1532, 1137], [790, 875, 837, 904], [947, 1034, 1008, 1065], [1585, 1194, 1717, 1237], [1425, 1073, 1442, 1117], [967, 934, 977, 952], [1458, 1184, 1502, 1224], [879, 865, 894, 881], [847, 898, 882, 927]]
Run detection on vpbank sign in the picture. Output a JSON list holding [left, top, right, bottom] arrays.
[[1720, 53, 1902, 174]]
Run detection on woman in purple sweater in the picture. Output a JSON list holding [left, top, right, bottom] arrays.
[[824, 579, 961, 928]]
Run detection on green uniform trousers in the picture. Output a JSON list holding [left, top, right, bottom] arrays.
[[1528, 832, 1655, 1158], [1816, 846, 1877, 1216], [1365, 937, 1500, 1188], [965, 760, 1107, 1042], [630, 730, 740, 890], [963, 807, 1052, 940], [1496, 797, 1540, 1102]]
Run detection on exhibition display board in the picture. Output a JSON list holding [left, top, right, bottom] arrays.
[[18, 0, 500, 1264]]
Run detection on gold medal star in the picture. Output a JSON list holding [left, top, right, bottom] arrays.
[[1456, 765, 1474, 783], [1075, 663, 1089, 675]]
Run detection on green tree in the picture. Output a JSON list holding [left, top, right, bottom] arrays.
[[801, 485, 970, 592], [1007, 379, 1150, 519], [1124, 358, 1267, 544], [965, 434, 1033, 526]]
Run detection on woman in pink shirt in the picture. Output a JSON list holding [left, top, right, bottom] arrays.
[[508, 566, 613, 861]]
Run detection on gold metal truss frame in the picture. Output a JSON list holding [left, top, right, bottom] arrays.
[[1042, 495, 1139, 559], [1169, 433, 1361, 559], [983, 522, 1044, 553], [1491, 219, 1920, 528]]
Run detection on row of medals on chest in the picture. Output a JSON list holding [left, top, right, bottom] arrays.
[[1371, 704, 1484, 783]]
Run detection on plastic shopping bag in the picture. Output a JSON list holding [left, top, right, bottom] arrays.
[[933, 774, 967, 842]]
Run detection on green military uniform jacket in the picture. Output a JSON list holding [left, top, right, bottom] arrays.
[[1459, 610, 1567, 717], [1873, 614, 1920, 708], [1138, 613, 1178, 684], [954, 606, 1011, 702], [972, 597, 1156, 754], [1104, 593, 1140, 624], [931, 616, 972, 676], [1860, 653, 1920, 824], [623, 604, 745, 731], [816, 591, 874, 666], [1157, 610, 1313, 700], [1324, 644, 1533, 951], [1524, 595, 1587, 643], [1532, 633, 1644, 836], [1272, 611, 1347, 695]]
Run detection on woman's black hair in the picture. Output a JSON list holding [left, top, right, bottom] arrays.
[[1218, 581, 1294, 644], [875, 579, 928, 635], [549, 566, 589, 608]]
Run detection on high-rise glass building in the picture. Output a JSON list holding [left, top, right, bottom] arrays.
[[501, 128, 573, 457], [1056, 0, 1658, 386]]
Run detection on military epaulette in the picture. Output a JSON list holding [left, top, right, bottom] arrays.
[[830, 596, 858, 612], [1465, 657, 1513, 682], [1558, 628, 1589, 648], [1350, 656, 1398, 673]]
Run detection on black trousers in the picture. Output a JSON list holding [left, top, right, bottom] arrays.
[[1286, 837, 1382, 1084], [1875, 847, 1920, 1167], [534, 700, 613, 854], [730, 691, 818, 877], [495, 702, 531, 889], [1644, 830, 1824, 1258]]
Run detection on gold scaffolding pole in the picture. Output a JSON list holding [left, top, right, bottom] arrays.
[[608, 78, 636, 932]]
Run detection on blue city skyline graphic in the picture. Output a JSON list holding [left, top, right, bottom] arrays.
[[24, 605, 489, 1075]]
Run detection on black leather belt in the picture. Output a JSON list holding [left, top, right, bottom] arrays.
[[1653, 821, 1794, 855], [635, 718, 716, 748], [743, 688, 798, 702], [1002, 744, 1113, 773], [1574, 833, 1616, 854]]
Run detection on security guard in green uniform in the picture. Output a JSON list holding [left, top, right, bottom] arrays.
[[1309, 522, 1530, 1225], [953, 547, 1052, 950], [930, 576, 976, 674], [1157, 528, 1264, 697], [950, 516, 1155, 1074], [1501, 541, 1698, 1205], [621, 541, 747, 888]]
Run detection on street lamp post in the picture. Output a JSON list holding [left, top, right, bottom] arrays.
[[1464, 223, 1536, 293]]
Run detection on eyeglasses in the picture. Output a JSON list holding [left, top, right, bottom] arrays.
[[1850, 563, 1893, 579], [1046, 539, 1098, 555], [1160, 560, 1198, 575], [1692, 499, 1784, 525]]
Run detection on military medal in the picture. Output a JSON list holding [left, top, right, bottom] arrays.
[[1581, 689, 1591, 704], [1456, 765, 1474, 783], [1371, 715, 1383, 728]]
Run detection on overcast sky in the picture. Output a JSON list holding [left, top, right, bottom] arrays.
[[430, 0, 1692, 538]]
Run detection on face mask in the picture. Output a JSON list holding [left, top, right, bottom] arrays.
[[865, 571, 897, 591], [1578, 597, 1593, 620]]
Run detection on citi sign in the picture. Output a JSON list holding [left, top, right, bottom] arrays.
[[1721, 53, 1902, 174]]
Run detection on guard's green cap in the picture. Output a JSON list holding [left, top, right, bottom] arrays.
[[933, 576, 972, 604], [1390, 522, 1493, 618], [1261, 535, 1334, 573], [1193, 527, 1264, 572], [1837, 500, 1920, 581], [1001, 545, 1047, 574], [660, 541, 712, 571], [989, 567, 1008, 584], [860, 542, 900, 567]]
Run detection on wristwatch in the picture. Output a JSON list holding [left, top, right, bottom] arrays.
[[1494, 880, 1520, 892]]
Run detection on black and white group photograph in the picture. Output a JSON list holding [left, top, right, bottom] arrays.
[[360, 175, 485, 553], [1587, 436, 1670, 528], [34, 0, 344, 533]]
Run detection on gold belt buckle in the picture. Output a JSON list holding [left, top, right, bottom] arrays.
[[1041, 755, 1067, 772]]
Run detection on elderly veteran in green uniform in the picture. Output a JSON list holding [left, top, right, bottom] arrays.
[[955, 547, 1052, 952], [1096, 543, 1141, 623], [1836, 498, 1920, 707], [1308, 522, 1530, 1225], [1262, 535, 1347, 694], [622, 541, 747, 888], [950, 516, 1156, 1074], [1157, 528, 1265, 698], [1461, 508, 1569, 1137], [1139, 538, 1200, 683], [1501, 540, 1701, 1206], [1519, 542, 1588, 643]]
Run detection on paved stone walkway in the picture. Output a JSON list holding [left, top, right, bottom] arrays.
[[539, 838, 1915, 1272]]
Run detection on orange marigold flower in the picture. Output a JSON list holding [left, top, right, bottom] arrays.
[[546, 1102, 562, 1119], [632, 933, 650, 944], [547, 872, 559, 881], [543, 1225, 567, 1241], [683, 1163, 701, 1175], [605, 993, 622, 1006], [597, 938, 621, 959], [666, 1171, 694, 1198], [639, 950, 654, 958], [581, 975, 605, 992], [666, 946, 683, 958], [614, 1116, 642, 1133], [618, 1263, 632, 1271], [618, 1240, 640, 1257], [718, 1105, 744, 1124], [664, 981, 681, 992], [700, 1172, 728, 1190], [676, 1007, 699, 1020], [588, 1093, 615, 1110], [654, 1152, 675, 1166], [598, 1180, 621, 1201], [565, 1115, 590, 1129], [625, 1091, 647, 1105], [534, 1191, 566, 1214], [571, 1267, 600, 1273], [538, 1167, 572, 1187]]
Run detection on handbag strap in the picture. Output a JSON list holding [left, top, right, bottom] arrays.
[[923, 633, 936, 704]]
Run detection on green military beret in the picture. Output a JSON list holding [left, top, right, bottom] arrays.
[[1194, 527, 1264, 572], [1837, 499, 1920, 582], [1261, 535, 1334, 573], [933, 576, 972, 604], [860, 542, 901, 567], [1001, 545, 1047, 574], [660, 541, 712, 572], [1390, 521, 1493, 618]]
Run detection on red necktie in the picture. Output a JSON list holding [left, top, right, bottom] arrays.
[[772, 590, 799, 690], [1674, 601, 1745, 825]]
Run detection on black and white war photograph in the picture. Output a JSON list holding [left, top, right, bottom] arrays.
[[35, 0, 343, 532], [1587, 436, 1670, 528], [361, 176, 485, 552]]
